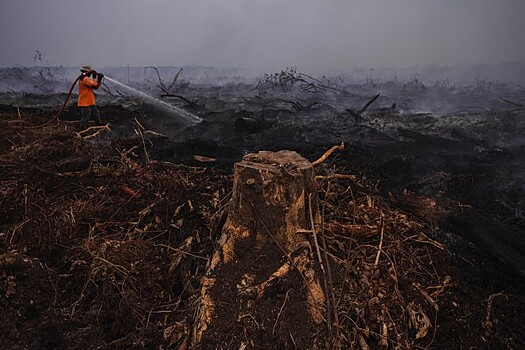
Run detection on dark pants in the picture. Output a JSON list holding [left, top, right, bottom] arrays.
[[79, 105, 101, 126]]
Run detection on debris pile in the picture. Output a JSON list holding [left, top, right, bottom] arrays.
[[0, 109, 523, 349]]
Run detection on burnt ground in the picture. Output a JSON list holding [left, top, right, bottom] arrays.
[[1, 78, 525, 349]]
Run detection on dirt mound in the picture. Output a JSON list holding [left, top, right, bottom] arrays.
[[0, 109, 524, 349]]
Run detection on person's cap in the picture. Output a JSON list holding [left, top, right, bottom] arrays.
[[80, 65, 94, 72]]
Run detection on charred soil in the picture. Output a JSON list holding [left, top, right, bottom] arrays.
[[1, 93, 524, 349]]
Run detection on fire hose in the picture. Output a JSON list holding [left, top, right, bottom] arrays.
[[29, 70, 103, 129], [28, 74, 83, 129]]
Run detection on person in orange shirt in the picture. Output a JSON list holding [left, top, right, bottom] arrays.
[[78, 65, 104, 127]]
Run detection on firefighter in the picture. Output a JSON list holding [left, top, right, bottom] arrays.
[[78, 65, 104, 128]]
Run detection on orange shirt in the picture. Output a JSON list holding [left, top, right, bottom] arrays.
[[78, 76, 101, 107]]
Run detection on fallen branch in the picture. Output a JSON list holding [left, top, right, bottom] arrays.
[[358, 93, 381, 115], [145, 66, 188, 98], [272, 289, 291, 334], [274, 98, 305, 111], [160, 93, 195, 105], [193, 155, 217, 163], [483, 291, 505, 329], [319, 181, 340, 344], [7, 119, 30, 125], [316, 173, 357, 181], [346, 93, 381, 121], [144, 130, 167, 138], [312, 142, 345, 166], [75, 124, 111, 139], [134, 117, 150, 163]]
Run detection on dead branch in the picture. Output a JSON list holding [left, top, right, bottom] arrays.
[[193, 155, 216, 163], [75, 124, 111, 139], [145, 66, 189, 100], [274, 98, 305, 111], [167, 68, 183, 91], [159, 93, 195, 105], [300, 72, 356, 97], [319, 181, 340, 345], [133, 117, 150, 163], [144, 130, 167, 138], [358, 93, 381, 115], [316, 174, 357, 181], [144, 66, 167, 92], [346, 93, 381, 123], [272, 289, 291, 334], [483, 291, 505, 329], [257, 67, 355, 97], [312, 142, 345, 166]]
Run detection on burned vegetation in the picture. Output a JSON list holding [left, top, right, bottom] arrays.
[[1, 67, 525, 349]]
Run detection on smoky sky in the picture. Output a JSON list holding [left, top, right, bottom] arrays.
[[1, 0, 524, 71]]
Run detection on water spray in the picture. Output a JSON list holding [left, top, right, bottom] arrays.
[[104, 76, 202, 125], [31, 72, 202, 128]]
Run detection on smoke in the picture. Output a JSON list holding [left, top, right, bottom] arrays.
[[0, 0, 524, 72]]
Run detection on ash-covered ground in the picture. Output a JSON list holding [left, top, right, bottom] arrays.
[[2, 65, 524, 267], [1, 65, 524, 349]]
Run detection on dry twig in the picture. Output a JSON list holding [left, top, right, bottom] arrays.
[[373, 220, 385, 267], [272, 289, 291, 334], [483, 291, 505, 329]]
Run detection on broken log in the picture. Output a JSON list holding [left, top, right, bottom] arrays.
[[192, 150, 327, 348], [358, 93, 381, 115], [345, 93, 381, 123]]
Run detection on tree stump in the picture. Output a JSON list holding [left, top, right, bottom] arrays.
[[192, 150, 326, 348]]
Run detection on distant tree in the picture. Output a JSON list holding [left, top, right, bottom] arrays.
[[143, 66, 193, 104], [32, 50, 57, 94], [256, 66, 355, 97]]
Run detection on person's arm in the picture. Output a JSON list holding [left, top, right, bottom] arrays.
[[95, 73, 104, 89], [83, 77, 101, 89]]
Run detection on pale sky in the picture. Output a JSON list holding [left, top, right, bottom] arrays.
[[1, 0, 524, 71]]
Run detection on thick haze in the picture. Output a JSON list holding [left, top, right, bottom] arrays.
[[1, 0, 524, 72]]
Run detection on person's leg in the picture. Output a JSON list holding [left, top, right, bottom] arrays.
[[91, 105, 102, 125], [79, 106, 90, 128]]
